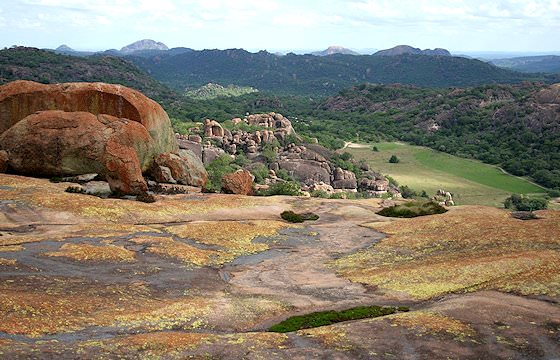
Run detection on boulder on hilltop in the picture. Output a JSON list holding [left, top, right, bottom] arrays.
[[0, 80, 207, 196]]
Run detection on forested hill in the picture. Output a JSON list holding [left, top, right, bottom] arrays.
[[309, 83, 560, 189], [127, 48, 559, 95], [0, 47, 177, 104]]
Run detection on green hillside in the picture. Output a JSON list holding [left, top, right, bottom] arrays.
[[347, 142, 545, 206], [126, 49, 559, 96]]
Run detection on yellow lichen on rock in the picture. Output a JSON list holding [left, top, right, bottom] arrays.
[[0, 245, 23, 252], [130, 235, 217, 267], [44, 243, 136, 263], [389, 311, 476, 341], [334, 206, 560, 299], [0, 258, 17, 266]]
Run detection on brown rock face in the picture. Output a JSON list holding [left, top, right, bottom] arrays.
[[0, 80, 177, 164], [151, 150, 207, 187], [0, 150, 7, 173], [0, 111, 150, 195], [221, 170, 254, 195]]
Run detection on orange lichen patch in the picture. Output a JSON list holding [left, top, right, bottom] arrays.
[[102, 332, 209, 354], [334, 206, 560, 299], [112, 296, 212, 331], [44, 243, 136, 263], [0, 245, 23, 252], [221, 331, 289, 347], [207, 295, 290, 330], [0, 174, 263, 223], [166, 220, 291, 257], [389, 311, 476, 341], [77, 331, 288, 358], [0, 277, 154, 337], [0, 224, 159, 247], [299, 326, 351, 350], [0, 258, 17, 266], [130, 235, 217, 267]]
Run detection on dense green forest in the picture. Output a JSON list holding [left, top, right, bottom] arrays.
[[127, 49, 559, 96]]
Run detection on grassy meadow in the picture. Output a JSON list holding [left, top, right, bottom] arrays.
[[346, 142, 546, 207]]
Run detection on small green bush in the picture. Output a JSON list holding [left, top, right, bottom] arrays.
[[281, 210, 319, 223], [377, 201, 448, 218], [275, 168, 293, 181], [269, 305, 401, 333], [264, 181, 302, 196], [504, 194, 548, 212], [204, 154, 237, 193], [399, 185, 418, 199], [389, 155, 400, 163], [250, 164, 269, 184], [372, 146, 379, 152], [311, 190, 330, 198]]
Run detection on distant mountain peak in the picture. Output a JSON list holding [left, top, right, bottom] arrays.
[[312, 45, 360, 56], [55, 44, 74, 52], [374, 45, 451, 57], [120, 39, 169, 53]]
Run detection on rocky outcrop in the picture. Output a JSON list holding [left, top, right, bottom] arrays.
[[150, 150, 207, 187], [221, 170, 254, 195], [0, 81, 207, 196], [0, 111, 151, 195], [332, 168, 357, 189], [0, 80, 177, 161], [204, 119, 225, 138]]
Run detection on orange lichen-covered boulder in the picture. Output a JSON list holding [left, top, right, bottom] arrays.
[[0, 110, 150, 195], [221, 170, 254, 195], [0, 80, 177, 166]]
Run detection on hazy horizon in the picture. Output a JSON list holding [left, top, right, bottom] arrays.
[[1, 0, 559, 53]]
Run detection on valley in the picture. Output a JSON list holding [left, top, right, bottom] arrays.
[[346, 142, 545, 207]]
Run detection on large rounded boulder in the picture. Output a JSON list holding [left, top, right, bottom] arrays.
[[0, 80, 177, 165], [0, 110, 151, 195], [0, 80, 207, 195]]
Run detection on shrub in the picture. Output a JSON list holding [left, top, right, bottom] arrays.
[[250, 164, 269, 184], [264, 181, 301, 196], [377, 201, 448, 218], [280, 210, 319, 223], [372, 146, 379, 152], [389, 155, 400, 163], [399, 185, 418, 199], [385, 175, 399, 187], [204, 154, 237, 193], [504, 194, 548, 212], [275, 168, 293, 181], [269, 305, 401, 333], [261, 143, 278, 164]]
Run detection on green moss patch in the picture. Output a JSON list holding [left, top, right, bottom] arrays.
[[269, 305, 405, 333], [280, 211, 319, 223], [377, 201, 447, 218]]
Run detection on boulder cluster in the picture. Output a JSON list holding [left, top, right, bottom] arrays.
[[177, 112, 399, 196], [0, 81, 207, 196]]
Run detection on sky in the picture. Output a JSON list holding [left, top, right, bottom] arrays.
[[0, 0, 559, 53]]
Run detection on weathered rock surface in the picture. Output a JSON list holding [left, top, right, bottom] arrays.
[[0, 80, 210, 195], [278, 159, 331, 185], [221, 169, 254, 195], [0, 150, 8, 173], [0, 80, 177, 161], [0, 110, 151, 194], [332, 167, 357, 189], [150, 150, 207, 187]]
